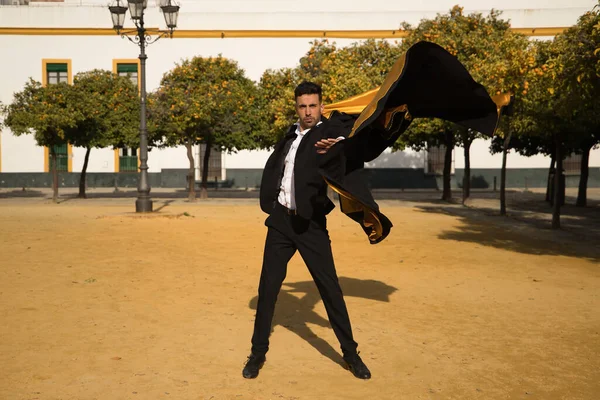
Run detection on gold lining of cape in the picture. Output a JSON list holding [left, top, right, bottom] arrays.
[[324, 177, 384, 243], [381, 104, 412, 129], [349, 52, 408, 138]]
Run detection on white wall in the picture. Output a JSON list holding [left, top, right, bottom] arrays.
[[149, 146, 190, 172], [590, 147, 600, 166], [0, 34, 356, 172], [6, 1, 597, 30], [1, 130, 44, 172], [455, 139, 547, 169], [365, 148, 425, 169], [1, 34, 348, 96], [223, 149, 273, 169], [69, 146, 206, 173], [72, 147, 114, 172], [1, 1, 598, 172]]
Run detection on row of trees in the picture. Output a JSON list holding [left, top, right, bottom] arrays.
[[1, 4, 598, 228], [257, 4, 599, 229], [493, 5, 600, 227], [1, 72, 139, 202], [147, 56, 261, 200]]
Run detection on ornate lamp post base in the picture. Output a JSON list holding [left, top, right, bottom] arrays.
[[136, 197, 153, 212]]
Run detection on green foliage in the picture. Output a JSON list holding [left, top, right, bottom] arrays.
[[1, 71, 139, 151], [555, 7, 600, 151], [593, 1, 600, 77], [69, 69, 139, 149], [2, 79, 80, 148], [398, 5, 532, 150], [255, 67, 300, 147], [256, 39, 401, 145], [506, 5, 600, 157], [149, 55, 260, 152], [299, 39, 402, 103], [499, 39, 557, 154]]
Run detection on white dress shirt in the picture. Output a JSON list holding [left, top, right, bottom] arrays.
[[277, 121, 322, 210]]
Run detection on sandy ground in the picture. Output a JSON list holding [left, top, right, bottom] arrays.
[[1, 197, 599, 400]]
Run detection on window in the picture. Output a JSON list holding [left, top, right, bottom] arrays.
[[42, 59, 70, 86], [563, 153, 582, 176], [199, 144, 222, 181], [118, 147, 138, 172], [117, 63, 138, 86], [49, 143, 68, 172], [112, 62, 140, 173], [43, 60, 72, 172], [46, 63, 68, 84]]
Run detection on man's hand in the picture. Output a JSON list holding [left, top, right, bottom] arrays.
[[315, 137, 343, 154]]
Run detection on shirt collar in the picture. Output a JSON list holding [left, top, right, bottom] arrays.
[[294, 120, 322, 136]]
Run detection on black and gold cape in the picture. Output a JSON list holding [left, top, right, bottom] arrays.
[[319, 41, 510, 244]]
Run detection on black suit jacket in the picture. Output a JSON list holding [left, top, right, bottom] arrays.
[[259, 115, 354, 220]]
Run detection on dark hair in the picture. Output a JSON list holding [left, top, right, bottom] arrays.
[[294, 81, 322, 102]]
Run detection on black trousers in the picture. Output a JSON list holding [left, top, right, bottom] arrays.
[[251, 202, 358, 357]]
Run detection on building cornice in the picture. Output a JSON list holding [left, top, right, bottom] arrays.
[[0, 27, 569, 38]]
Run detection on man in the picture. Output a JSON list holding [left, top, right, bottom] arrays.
[[243, 81, 371, 380]]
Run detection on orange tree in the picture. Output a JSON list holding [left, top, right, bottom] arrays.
[[505, 6, 600, 227], [148, 56, 260, 200], [298, 38, 402, 104], [2, 79, 80, 203], [491, 40, 558, 207], [68, 70, 139, 198], [504, 37, 573, 228], [554, 7, 600, 207], [398, 6, 532, 202], [256, 39, 401, 145], [255, 67, 300, 147]]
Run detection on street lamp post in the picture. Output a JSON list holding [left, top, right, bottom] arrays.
[[108, 0, 180, 213]]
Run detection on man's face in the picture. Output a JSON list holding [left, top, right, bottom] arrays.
[[295, 94, 323, 130]]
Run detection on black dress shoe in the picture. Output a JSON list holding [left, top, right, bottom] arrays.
[[242, 353, 266, 379], [343, 352, 371, 379]]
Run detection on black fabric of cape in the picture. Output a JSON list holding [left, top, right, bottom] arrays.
[[319, 41, 500, 244]]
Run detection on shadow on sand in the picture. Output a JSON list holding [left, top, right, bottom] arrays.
[[248, 277, 397, 366], [415, 204, 600, 262]]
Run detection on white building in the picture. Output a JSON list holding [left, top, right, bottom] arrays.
[[1, 0, 598, 189]]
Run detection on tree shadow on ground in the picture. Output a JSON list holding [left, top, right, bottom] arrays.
[[248, 277, 397, 366], [415, 204, 600, 262], [0, 189, 46, 199], [460, 190, 600, 242]]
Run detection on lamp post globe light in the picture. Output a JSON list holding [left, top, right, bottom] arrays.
[[108, 0, 180, 213]]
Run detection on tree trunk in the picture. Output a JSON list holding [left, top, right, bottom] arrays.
[[50, 147, 59, 203], [442, 131, 453, 202], [462, 137, 472, 205], [500, 131, 512, 216], [78, 147, 91, 199], [186, 141, 197, 202], [200, 142, 211, 199], [576, 144, 591, 207], [552, 134, 562, 229], [546, 155, 555, 203]]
